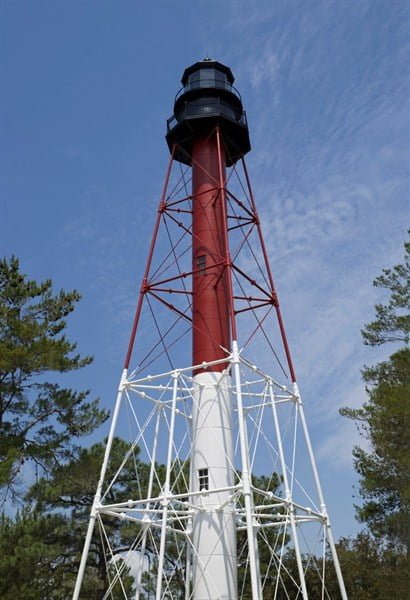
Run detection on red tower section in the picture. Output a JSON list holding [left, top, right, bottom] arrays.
[[192, 137, 230, 370]]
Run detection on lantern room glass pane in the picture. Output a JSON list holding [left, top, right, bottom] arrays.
[[186, 68, 231, 91]]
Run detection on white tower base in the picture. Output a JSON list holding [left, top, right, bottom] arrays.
[[191, 370, 236, 599]]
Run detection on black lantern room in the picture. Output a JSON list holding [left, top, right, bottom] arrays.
[[166, 58, 251, 166]]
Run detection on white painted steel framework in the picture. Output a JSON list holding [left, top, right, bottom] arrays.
[[73, 349, 347, 599]]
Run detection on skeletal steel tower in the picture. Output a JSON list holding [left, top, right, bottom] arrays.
[[73, 59, 348, 600]]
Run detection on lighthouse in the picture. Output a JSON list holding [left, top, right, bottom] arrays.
[[167, 60, 250, 599], [73, 59, 347, 600]]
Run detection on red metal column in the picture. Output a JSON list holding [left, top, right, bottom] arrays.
[[241, 157, 297, 383], [123, 148, 175, 370], [192, 134, 230, 371]]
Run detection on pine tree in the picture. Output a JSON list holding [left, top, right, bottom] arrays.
[[0, 257, 108, 497], [0, 508, 72, 600], [334, 533, 409, 599], [22, 439, 137, 599], [361, 235, 409, 346], [341, 235, 410, 554], [0, 507, 134, 600]]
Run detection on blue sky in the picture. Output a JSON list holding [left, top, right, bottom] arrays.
[[1, 1, 409, 540]]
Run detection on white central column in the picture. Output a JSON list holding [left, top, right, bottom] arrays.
[[191, 370, 237, 600]]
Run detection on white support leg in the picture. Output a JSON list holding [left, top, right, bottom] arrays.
[[72, 369, 128, 600], [135, 406, 162, 600], [294, 383, 348, 600], [155, 372, 179, 600], [185, 532, 192, 600], [268, 380, 308, 600], [232, 341, 262, 600]]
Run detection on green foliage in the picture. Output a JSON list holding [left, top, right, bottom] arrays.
[[28, 437, 138, 511], [346, 350, 410, 548], [0, 508, 74, 600], [0, 257, 108, 495], [26, 438, 138, 599], [361, 236, 409, 347], [0, 507, 134, 600], [335, 533, 410, 599], [263, 534, 410, 599], [341, 235, 410, 552]]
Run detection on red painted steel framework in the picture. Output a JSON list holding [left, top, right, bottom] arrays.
[[124, 127, 296, 384]]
